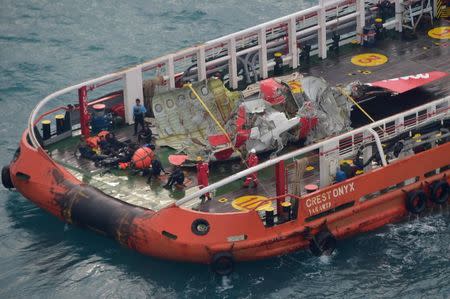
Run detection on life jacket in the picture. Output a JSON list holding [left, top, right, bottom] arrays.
[[97, 130, 110, 141], [86, 136, 100, 149]]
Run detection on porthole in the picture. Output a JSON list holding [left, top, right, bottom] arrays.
[[166, 98, 174, 109], [201, 86, 209, 96], [191, 218, 210, 236], [154, 103, 163, 114]]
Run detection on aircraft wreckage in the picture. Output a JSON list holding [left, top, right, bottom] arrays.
[[151, 73, 353, 161]]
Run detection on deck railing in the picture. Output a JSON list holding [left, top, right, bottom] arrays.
[[27, 0, 412, 149], [176, 95, 450, 206]]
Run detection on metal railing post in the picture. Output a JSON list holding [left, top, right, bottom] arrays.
[[258, 27, 268, 79], [356, 0, 366, 38], [317, 0, 327, 59], [78, 86, 90, 139], [288, 17, 299, 69], [167, 55, 175, 89], [228, 37, 238, 89], [395, 0, 404, 32], [123, 67, 144, 124], [197, 46, 207, 81]]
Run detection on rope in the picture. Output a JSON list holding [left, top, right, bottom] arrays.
[[184, 83, 233, 144], [336, 86, 376, 123]]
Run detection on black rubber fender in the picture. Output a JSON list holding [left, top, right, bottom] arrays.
[[430, 180, 449, 205], [405, 190, 427, 214], [211, 252, 234, 276], [309, 230, 337, 256], [2, 165, 14, 189]]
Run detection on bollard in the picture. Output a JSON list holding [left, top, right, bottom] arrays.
[[305, 184, 319, 194], [55, 114, 65, 135], [281, 201, 292, 221], [265, 206, 274, 227], [273, 52, 283, 76], [41, 120, 51, 140]]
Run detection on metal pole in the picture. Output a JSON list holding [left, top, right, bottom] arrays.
[[395, 0, 404, 32], [356, 0, 366, 37], [78, 86, 90, 139], [317, 0, 327, 59], [228, 37, 238, 89]]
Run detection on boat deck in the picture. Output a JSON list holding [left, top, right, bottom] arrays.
[[48, 22, 449, 212]]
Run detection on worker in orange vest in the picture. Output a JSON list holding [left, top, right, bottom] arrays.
[[243, 148, 259, 188], [196, 156, 210, 202]]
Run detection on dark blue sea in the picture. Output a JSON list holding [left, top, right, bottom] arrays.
[[1, 1, 449, 298]]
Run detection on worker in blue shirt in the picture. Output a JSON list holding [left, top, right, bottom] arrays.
[[133, 98, 146, 135]]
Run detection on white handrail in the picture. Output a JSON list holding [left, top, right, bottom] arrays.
[[27, 0, 388, 148], [176, 96, 450, 206]]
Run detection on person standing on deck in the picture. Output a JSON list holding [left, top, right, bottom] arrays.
[[196, 156, 210, 202], [133, 98, 146, 136], [243, 148, 259, 188]]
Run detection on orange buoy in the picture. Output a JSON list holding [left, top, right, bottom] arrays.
[[132, 147, 154, 169]]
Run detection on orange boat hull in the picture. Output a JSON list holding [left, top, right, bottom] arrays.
[[7, 130, 450, 265]]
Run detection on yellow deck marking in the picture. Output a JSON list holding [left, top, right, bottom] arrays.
[[351, 53, 388, 67], [428, 27, 450, 40], [218, 197, 228, 203], [232, 195, 271, 211]]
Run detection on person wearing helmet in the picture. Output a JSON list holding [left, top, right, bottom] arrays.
[[196, 156, 210, 202], [243, 148, 259, 188]]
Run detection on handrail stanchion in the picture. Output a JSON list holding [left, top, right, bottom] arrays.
[[258, 27, 268, 79], [78, 86, 90, 139], [356, 0, 366, 39], [288, 17, 299, 69], [317, 0, 327, 59], [167, 55, 176, 89], [228, 37, 238, 89], [275, 161, 286, 213]]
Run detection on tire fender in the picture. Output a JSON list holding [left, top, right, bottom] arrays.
[[405, 190, 427, 214], [309, 230, 337, 256], [211, 252, 234, 276], [2, 166, 14, 189], [430, 180, 449, 205]]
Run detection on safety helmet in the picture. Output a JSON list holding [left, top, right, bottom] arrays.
[[196, 156, 203, 161], [250, 148, 256, 154]]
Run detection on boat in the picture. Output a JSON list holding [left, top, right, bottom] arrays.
[[2, 0, 449, 275]]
